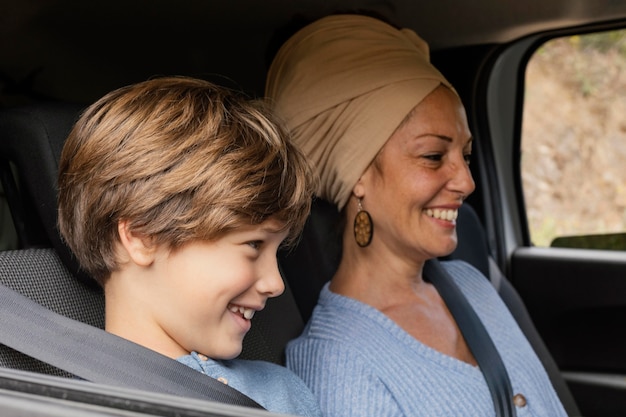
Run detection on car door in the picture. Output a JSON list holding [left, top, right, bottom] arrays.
[[480, 25, 626, 417]]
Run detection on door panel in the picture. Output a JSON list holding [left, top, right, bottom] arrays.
[[510, 247, 626, 416]]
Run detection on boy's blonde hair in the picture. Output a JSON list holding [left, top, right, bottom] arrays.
[[58, 76, 314, 286]]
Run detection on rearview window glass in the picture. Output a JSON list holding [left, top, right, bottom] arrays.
[[521, 29, 626, 249]]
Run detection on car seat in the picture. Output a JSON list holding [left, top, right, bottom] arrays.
[[0, 103, 303, 373], [0, 102, 580, 415]]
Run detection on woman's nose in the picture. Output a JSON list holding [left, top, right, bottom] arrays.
[[450, 157, 476, 197]]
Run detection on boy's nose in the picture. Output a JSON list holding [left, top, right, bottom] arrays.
[[258, 260, 285, 298]]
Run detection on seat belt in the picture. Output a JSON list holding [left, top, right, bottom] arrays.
[[424, 259, 517, 417], [0, 282, 264, 409]]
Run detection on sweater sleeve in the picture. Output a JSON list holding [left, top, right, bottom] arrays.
[[287, 337, 404, 417]]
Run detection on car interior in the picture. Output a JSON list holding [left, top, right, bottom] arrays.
[[0, 94, 580, 416], [1, 1, 626, 416]]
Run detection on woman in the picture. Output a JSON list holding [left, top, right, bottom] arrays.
[[266, 14, 567, 416]]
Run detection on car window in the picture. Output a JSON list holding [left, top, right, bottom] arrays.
[[521, 28, 626, 249]]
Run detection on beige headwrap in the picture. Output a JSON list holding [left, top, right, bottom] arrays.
[[266, 14, 454, 210]]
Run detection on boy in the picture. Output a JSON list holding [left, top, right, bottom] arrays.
[[57, 76, 320, 416]]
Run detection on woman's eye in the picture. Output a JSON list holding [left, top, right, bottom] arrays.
[[464, 153, 472, 164], [424, 154, 443, 162]]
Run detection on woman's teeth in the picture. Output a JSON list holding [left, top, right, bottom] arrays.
[[425, 208, 458, 222]]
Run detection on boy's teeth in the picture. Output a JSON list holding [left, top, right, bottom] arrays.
[[425, 208, 458, 221], [229, 304, 255, 320]]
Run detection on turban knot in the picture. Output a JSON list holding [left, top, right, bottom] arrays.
[[266, 14, 453, 209]]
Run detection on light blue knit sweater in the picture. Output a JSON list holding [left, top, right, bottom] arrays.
[[286, 260, 567, 417]]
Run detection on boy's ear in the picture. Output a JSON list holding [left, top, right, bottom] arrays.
[[117, 220, 157, 267]]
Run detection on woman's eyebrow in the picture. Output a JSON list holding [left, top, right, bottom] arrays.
[[416, 133, 453, 142], [414, 134, 473, 145], [433, 135, 474, 145]]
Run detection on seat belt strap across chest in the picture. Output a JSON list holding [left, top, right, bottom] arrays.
[[0, 282, 264, 409], [424, 259, 517, 417]]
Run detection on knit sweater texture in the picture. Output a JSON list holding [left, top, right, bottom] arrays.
[[286, 260, 567, 417]]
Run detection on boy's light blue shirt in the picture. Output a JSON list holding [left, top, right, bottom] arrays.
[[177, 351, 322, 417]]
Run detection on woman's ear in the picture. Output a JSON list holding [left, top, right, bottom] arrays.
[[352, 176, 366, 199], [117, 220, 157, 267]]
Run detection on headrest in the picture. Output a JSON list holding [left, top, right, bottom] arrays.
[[0, 103, 93, 286]]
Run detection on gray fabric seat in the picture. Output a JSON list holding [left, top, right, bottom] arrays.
[[0, 248, 103, 377]]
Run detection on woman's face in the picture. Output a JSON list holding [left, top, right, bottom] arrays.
[[355, 85, 475, 263]]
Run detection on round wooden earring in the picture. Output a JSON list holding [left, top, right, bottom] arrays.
[[353, 199, 373, 247]]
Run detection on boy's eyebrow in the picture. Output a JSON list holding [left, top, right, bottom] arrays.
[[260, 223, 289, 234]]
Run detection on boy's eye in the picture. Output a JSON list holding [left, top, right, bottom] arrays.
[[247, 240, 262, 250]]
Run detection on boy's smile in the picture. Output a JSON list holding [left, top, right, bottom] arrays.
[[228, 303, 258, 320], [106, 218, 287, 361]]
